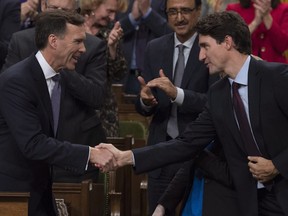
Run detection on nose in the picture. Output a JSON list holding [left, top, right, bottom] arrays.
[[176, 11, 184, 21], [80, 42, 86, 53], [199, 48, 206, 61], [109, 12, 116, 22]]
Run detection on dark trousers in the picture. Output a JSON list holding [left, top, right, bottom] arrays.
[[258, 188, 284, 216]]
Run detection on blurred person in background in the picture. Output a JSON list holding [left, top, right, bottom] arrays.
[[0, 0, 20, 70], [227, 0, 288, 63], [81, 0, 128, 137]]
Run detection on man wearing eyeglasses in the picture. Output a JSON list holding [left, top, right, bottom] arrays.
[[2, 0, 107, 183], [134, 0, 222, 215]]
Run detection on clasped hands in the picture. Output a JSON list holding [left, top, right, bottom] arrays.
[[89, 144, 133, 172]]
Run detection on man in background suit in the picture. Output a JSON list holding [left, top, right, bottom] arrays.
[[117, 0, 171, 94], [0, 0, 20, 70], [2, 0, 107, 183], [0, 10, 114, 216], [135, 0, 216, 214], [100, 11, 288, 216]]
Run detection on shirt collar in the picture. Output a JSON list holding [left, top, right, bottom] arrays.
[[228, 55, 251, 86], [35, 51, 58, 80], [174, 33, 197, 49]]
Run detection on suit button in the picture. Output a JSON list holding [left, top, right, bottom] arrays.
[[260, 33, 265, 39]]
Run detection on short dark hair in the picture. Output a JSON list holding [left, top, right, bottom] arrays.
[[195, 11, 252, 55], [35, 10, 84, 49]]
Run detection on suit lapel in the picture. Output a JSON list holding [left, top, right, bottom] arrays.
[[247, 58, 268, 157], [161, 34, 174, 81], [181, 36, 200, 88], [31, 56, 54, 130], [220, 78, 248, 154]]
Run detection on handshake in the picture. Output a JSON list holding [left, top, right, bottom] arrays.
[[89, 143, 134, 172]]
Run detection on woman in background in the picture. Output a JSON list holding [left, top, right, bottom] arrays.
[[227, 0, 288, 63], [81, 0, 128, 137]]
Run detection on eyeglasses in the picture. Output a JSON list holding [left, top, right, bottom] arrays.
[[166, 7, 196, 17]]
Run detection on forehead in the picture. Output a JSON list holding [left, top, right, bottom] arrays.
[[65, 23, 86, 38], [167, 0, 195, 8], [47, 0, 76, 9], [102, 0, 118, 9]]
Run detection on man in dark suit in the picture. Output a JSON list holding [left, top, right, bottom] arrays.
[[0, 10, 114, 216], [2, 0, 107, 183], [116, 0, 171, 94], [100, 11, 288, 216], [134, 0, 216, 214], [0, 0, 20, 70]]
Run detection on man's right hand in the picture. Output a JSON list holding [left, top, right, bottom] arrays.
[[138, 76, 158, 106]]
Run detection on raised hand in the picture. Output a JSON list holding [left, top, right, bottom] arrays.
[[146, 69, 178, 100], [138, 76, 158, 106], [108, 21, 123, 59]]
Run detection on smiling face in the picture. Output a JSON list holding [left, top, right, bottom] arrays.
[[166, 0, 201, 43], [92, 0, 118, 27], [42, 0, 77, 12], [198, 34, 228, 75], [53, 23, 86, 70]]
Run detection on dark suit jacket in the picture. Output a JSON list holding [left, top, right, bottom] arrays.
[[135, 33, 216, 178], [132, 58, 288, 215], [0, 56, 90, 216], [0, 0, 20, 70], [159, 142, 240, 216], [2, 28, 107, 182]]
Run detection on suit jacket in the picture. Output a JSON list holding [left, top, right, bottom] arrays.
[[159, 142, 240, 216], [0, 56, 90, 216], [2, 28, 107, 182], [226, 3, 288, 63], [0, 0, 20, 70], [135, 33, 216, 178], [133, 58, 288, 215]]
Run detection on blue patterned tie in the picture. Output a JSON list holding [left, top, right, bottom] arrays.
[[51, 74, 61, 136]]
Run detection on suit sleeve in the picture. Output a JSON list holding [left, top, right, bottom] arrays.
[[132, 103, 217, 174], [0, 73, 89, 174]]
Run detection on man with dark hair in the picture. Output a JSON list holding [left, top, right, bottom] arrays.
[[134, 0, 217, 214], [0, 10, 115, 216], [100, 11, 288, 216], [2, 0, 107, 183]]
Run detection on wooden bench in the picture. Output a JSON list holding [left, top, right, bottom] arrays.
[[0, 192, 30, 216], [53, 179, 105, 216]]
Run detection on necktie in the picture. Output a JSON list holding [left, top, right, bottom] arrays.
[[51, 74, 61, 136], [232, 82, 261, 156], [167, 45, 185, 138]]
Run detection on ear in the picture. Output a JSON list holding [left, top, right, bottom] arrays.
[[224, 35, 234, 50], [48, 34, 58, 49]]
